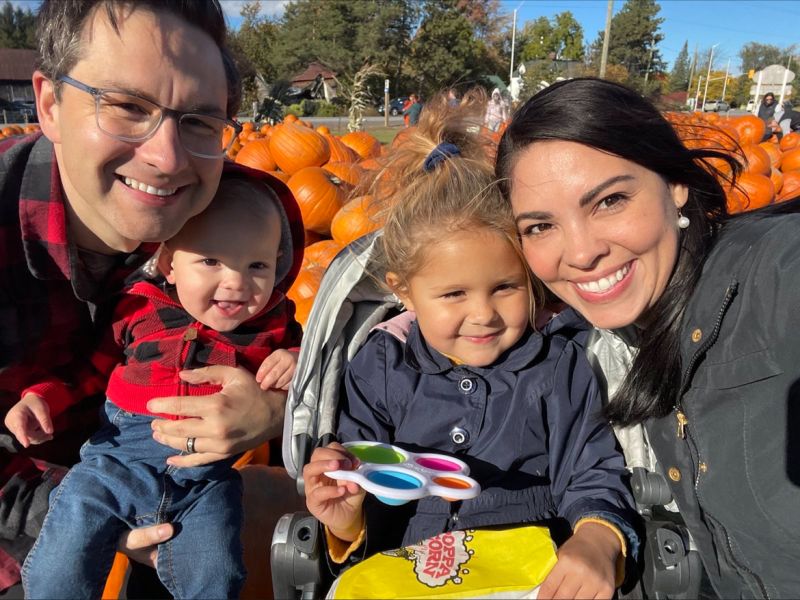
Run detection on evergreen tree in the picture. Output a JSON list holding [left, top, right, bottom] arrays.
[[668, 41, 690, 92], [590, 0, 665, 92], [0, 2, 36, 49]]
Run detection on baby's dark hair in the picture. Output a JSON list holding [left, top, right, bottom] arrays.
[[363, 88, 536, 315]]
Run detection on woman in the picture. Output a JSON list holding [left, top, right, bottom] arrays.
[[496, 77, 800, 599]]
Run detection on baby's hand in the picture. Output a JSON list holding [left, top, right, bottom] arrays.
[[4, 393, 54, 448], [303, 443, 366, 542], [538, 521, 622, 599], [256, 349, 299, 391]]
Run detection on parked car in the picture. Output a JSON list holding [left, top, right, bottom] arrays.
[[0, 98, 37, 123], [703, 99, 730, 112], [377, 96, 409, 116]]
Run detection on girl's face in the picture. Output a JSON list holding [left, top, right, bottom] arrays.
[[509, 140, 688, 330], [387, 229, 531, 367]]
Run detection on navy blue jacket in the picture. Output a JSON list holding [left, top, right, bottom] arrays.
[[338, 307, 638, 553]]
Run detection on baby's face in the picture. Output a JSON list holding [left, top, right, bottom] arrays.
[[163, 204, 282, 332]]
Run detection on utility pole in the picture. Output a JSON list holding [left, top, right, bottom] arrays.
[[600, 0, 613, 78], [509, 8, 518, 86], [779, 54, 792, 104], [702, 44, 718, 109], [687, 44, 698, 95], [643, 34, 655, 94], [721, 59, 730, 101]]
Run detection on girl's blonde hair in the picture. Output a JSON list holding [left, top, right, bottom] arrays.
[[361, 88, 540, 320]]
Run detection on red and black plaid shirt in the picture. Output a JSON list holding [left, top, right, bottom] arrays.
[[0, 146, 304, 589], [25, 279, 302, 419], [0, 134, 157, 589]]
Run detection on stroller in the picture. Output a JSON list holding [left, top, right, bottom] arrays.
[[271, 230, 703, 599]]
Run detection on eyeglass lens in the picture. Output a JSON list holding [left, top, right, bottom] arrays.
[[96, 91, 230, 157]]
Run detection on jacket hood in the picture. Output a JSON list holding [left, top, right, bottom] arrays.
[[221, 161, 305, 297]]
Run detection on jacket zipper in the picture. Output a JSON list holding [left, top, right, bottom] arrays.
[[179, 324, 200, 396], [673, 280, 769, 597]]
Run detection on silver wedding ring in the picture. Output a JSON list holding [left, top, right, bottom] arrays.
[[186, 437, 197, 454]]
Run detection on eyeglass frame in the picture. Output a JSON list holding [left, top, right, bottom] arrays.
[[55, 74, 243, 159]]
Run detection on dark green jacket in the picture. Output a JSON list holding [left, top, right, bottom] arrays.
[[646, 213, 800, 599]]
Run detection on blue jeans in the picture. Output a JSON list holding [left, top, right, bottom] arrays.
[[22, 400, 245, 599]]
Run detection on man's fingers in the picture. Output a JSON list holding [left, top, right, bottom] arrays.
[[167, 451, 230, 468]]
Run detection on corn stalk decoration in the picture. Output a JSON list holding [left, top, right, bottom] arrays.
[[337, 63, 384, 132]]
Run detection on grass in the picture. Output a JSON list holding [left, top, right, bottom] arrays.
[[320, 120, 402, 145]]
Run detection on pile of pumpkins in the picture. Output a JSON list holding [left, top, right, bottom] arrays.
[[229, 112, 800, 328], [224, 115, 386, 327], [665, 111, 800, 212], [0, 123, 40, 139]]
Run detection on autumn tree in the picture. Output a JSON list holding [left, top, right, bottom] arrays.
[[227, 1, 280, 107], [739, 42, 794, 72], [518, 12, 583, 62]]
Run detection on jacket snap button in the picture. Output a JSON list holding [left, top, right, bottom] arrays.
[[699, 462, 708, 473], [668, 467, 681, 482], [458, 378, 475, 394], [450, 427, 469, 445], [691, 328, 702, 343]]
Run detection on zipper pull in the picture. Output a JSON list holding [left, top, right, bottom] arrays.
[[183, 327, 198, 341], [676, 410, 689, 439]]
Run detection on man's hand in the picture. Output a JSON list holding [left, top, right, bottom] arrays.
[[4, 393, 54, 447], [147, 365, 286, 467]]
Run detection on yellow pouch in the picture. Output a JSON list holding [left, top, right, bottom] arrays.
[[327, 525, 557, 599]]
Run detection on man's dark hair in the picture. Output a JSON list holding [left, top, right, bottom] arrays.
[[36, 0, 241, 117]]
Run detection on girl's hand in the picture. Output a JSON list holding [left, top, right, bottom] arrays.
[[538, 521, 621, 599], [303, 443, 366, 542], [4, 393, 54, 447]]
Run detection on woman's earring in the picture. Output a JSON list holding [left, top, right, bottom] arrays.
[[677, 210, 690, 229]]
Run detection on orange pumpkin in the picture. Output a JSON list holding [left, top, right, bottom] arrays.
[[287, 166, 348, 234], [234, 138, 278, 172], [316, 125, 331, 135], [265, 170, 290, 183], [779, 131, 800, 152], [303, 229, 326, 247], [739, 144, 771, 176], [769, 167, 784, 195], [330, 196, 382, 246], [726, 172, 774, 213], [303, 239, 345, 269], [780, 147, 800, 173], [777, 171, 800, 202], [340, 131, 382, 160], [269, 122, 331, 175], [284, 113, 299, 123], [287, 266, 325, 303], [758, 140, 783, 170], [292, 295, 316, 329], [323, 133, 358, 163], [323, 162, 364, 187], [729, 115, 766, 146]]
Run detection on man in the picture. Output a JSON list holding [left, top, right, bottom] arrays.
[[0, 1, 300, 595]]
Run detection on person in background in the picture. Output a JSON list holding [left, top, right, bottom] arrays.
[[403, 93, 423, 127], [484, 88, 509, 133], [757, 92, 782, 139], [0, 1, 302, 596], [497, 77, 800, 598]]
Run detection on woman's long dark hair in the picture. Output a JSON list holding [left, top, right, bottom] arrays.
[[496, 78, 744, 425]]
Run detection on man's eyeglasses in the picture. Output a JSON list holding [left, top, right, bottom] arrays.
[[56, 75, 242, 159]]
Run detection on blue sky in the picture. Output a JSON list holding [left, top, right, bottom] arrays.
[[13, 0, 799, 76]]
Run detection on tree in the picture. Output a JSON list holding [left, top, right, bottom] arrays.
[[589, 0, 665, 92], [407, 0, 499, 98], [0, 1, 36, 49], [739, 42, 794, 72], [519, 12, 584, 62], [227, 1, 280, 107], [668, 40, 690, 92]]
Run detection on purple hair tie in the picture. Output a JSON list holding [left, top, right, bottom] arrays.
[[423, 142, 461, 172]]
